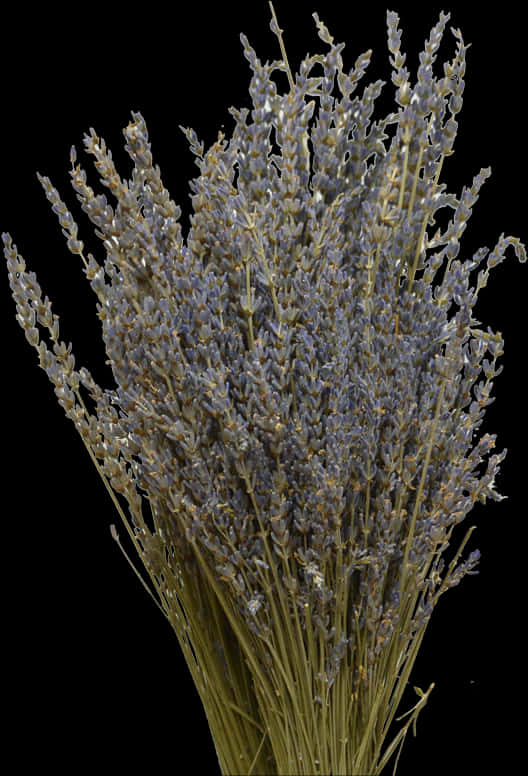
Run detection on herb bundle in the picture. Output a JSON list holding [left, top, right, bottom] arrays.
[[4, 4, 525, 774]]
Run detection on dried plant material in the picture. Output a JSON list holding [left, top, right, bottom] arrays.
[[4, 4, 525, 775]]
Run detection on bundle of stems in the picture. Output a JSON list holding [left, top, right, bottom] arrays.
[[3, 4, 525, 774]]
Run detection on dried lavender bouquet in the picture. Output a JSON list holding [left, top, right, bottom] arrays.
[[4, 4, 525, 775]]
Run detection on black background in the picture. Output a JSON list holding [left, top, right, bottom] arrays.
[[2, 1, 525, 773]]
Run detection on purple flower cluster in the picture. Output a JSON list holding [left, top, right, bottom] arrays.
[[3, 8, 525, 699]]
